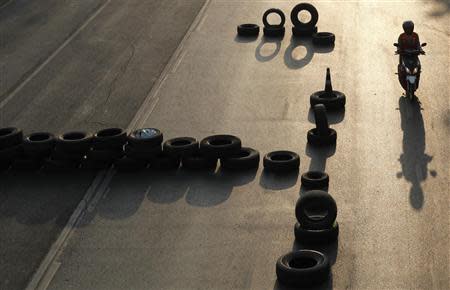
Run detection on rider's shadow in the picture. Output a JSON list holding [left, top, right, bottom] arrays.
[[396, 97, 437, 210]]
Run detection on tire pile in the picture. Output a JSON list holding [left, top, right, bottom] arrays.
[[237, 2, 335, 46], [0, 128, 267, 173], [275, 70, 346, 287]]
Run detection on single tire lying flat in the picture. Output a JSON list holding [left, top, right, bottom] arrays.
[[221, 147, 260, 170], [263, 8, 286, 28], [301, 171, 329, 189], [23, 132, 55, 157], [292, 26, 317, 37], [294, 222, 339, 244], [310, 91, 346, 109], [0, 127, 23, 149], [237, 24, 259, 37], [312, 32, 335, 45], [200, 135, 241, 158], [276, 250, 330, 287], [307, 128, 337, 146], [290, 3, 319, 29], [149, 153, 180, 170], [56, 131, 93, 153], [295, 190, 337, 230], [127, 128, 163, 147], [263, 150, 299, 172], [163, 137, 198, 157], [93, 128, 127, 149], [182, 152, 217, 170], [263, 26, 285, 38]]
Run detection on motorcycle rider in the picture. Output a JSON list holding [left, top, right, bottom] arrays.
[[397, 21, 423, 64]]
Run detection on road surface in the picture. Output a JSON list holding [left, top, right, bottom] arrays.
[[1, 0, 449, 290]]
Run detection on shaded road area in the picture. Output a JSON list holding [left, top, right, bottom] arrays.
[[0, 1, 205, 289]]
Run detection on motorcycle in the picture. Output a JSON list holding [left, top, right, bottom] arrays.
[[394, 42, 426, 101]]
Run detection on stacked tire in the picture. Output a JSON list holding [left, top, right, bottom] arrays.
[[14, 132, 56, 170], [115, 128, 163, 171], [82, 128, 126, 170], [0, 127, 24, 171], [291, 3, 319, 37], [42, 131, 92, 171]]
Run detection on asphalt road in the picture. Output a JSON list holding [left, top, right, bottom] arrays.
[[42, 0, 448, 290], [1, 0, 449, 290], [0, 1, 205, 289]]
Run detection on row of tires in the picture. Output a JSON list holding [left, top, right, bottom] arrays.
[[0, 127, 308, 173], [238, 3, 335, 45]]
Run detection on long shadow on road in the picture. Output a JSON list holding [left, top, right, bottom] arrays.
[[397, 96, 437, 210]]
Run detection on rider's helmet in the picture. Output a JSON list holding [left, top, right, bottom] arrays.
[[402, 21, 414, 34]]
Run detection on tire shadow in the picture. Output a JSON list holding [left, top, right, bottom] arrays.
[[284, 37, 314, 70], [0, 170, 95, 226], [396, 96, 436, 210], [255, 36, 282, 62], [259, 169, 299, 190], [185, 167, 257, 207], [234, 35, 259, 43], [305, 143, 336, 173]]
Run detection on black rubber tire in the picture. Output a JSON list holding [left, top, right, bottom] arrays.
[[263, 8, 286, 28], [114, 156, 147, 172], [23, 132, 55, 156], [310, 91, 346, 110], [313, 104, 329, 134], [301, 171, 329, 189], [200, 135, 241, 158], [182, 152, 217, 170], [124, 144, 161, 161], [263, 26, 285, 38], [263, 150, 299, 172], [0, 144, 22, 161], [292, 26, 317, 37], [307, 128, 337, 146], [221, 147, 260, 170], [55, 131, 93, 153], [127, 128, 163, 147], [41, 158, 80, 171], [93, 128, 127, 149], [294, 222, 339, 244], [290, 3, 319, 29], [163, 137, 199, 157], [51, 146, 86, 161], [0, 127, 23, 149], [312, 32, 335, 45], [86, 148, 124, 162], [149, 152, 180, 170], [11, 157, 42, 171], [295, 190, 337, 230], [276, 250, 330, 287], [237, 24, 260, 37]]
